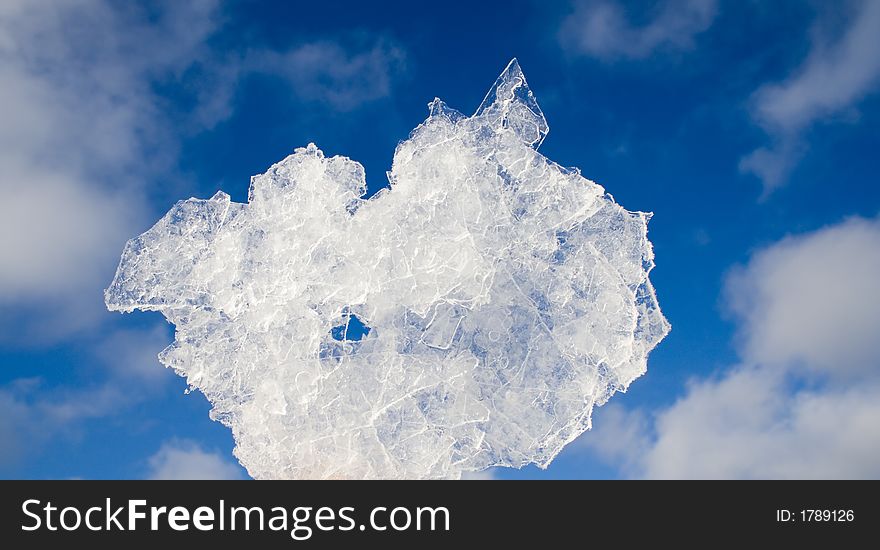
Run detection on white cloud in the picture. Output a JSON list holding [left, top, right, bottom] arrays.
[[725, 217, 880, 378], [0, 172, 137, 303], [641, 370, 880, 479], [558, 0, 718, 61], [147, 439, 244, 480], [741, 0, 880, 192], [0, 1, 407, 340], [0, 0, 222, 336], [581, 217, 880, 479]]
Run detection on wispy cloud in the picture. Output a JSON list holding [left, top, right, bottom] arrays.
[[741, 0, 880, 194], [93, 323, 176, 384], [0, 379, 127, 472], [558, 0, 718, 61], [0, 322, 173, 474], [247, 39, 407, 111], [146, 439, 244, 480], [580, 217, 880, 478], [574, 402, 650, 477]]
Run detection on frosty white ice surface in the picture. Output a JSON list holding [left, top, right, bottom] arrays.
[[106, 60, 670, 479]]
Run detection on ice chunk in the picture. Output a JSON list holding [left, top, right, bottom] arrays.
[[106, 59, 669, 479]]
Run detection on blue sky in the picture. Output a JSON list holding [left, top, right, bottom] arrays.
[[1, 0, 879, 479]]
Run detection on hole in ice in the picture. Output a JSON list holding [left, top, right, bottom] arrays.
[[330, 313, 371, 342]]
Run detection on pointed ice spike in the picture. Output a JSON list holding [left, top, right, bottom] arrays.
[[474, 58, 548, 149]]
